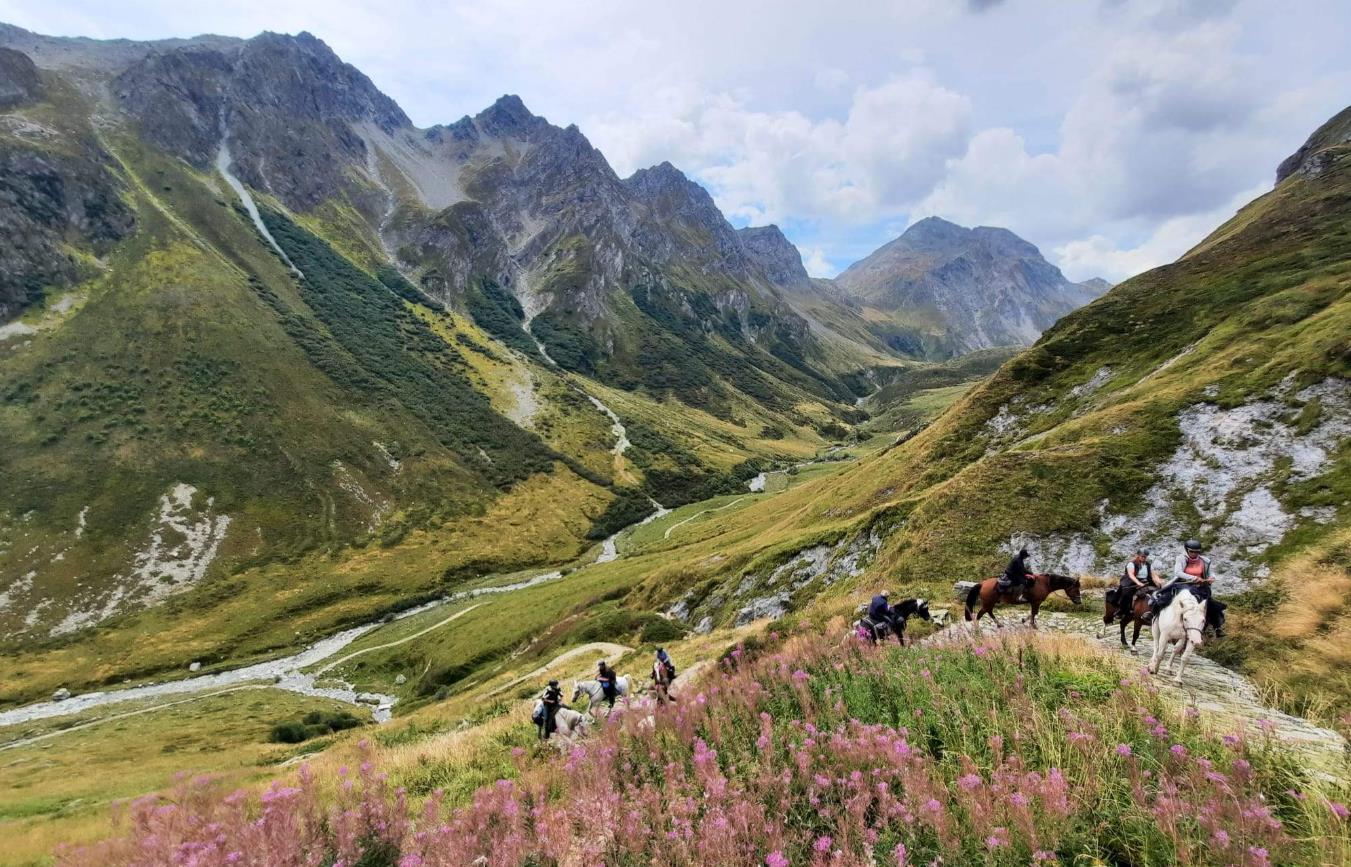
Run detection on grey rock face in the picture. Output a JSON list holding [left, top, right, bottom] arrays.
[[835, 217, 1110, 357], [0, 144, 135, 322], [0, 47, 41, 108], [1276, 105, 1351, 184], [737, 225, 812, 290], [114, 31, 409, 211]]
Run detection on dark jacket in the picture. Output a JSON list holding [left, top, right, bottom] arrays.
[[1121, 560, 1152, 588], [1003, 553, 1030, 583], [868, 594, 890, 621], [542, 684, 562, 708]]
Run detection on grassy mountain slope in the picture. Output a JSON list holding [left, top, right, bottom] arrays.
[[630, 109, 1351, 715]]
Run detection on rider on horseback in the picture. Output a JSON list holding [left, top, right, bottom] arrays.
[[999, 548, 1034, 601], [596, 660, 619, 708], [1150, 540, 1218, 632], [866, 590, 895, 641], [1116, 549, 1156, 623], [651, 648, 677, 703], [538, 679, 564, 740]]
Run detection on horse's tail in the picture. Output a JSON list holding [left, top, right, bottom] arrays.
[[964, 582, 981, 621]]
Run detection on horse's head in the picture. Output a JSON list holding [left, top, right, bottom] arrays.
[[569, 680, 582, 704], [1050, 574, 1082, 605], [1178, 593, 1207, 646]]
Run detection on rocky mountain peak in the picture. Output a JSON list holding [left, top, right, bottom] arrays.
[[835, 217, 1108, 357], [0, 46, 41, 108], [473, 94, 545, 138], [737, 225, 811, 289], [1276, 104, 1351, 183]]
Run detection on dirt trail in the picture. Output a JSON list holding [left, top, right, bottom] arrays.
[[488, 642, 632, 697], [928, 611, 1347, 782]]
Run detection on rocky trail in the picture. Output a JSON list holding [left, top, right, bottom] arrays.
[[927, 607, 1348, 782]]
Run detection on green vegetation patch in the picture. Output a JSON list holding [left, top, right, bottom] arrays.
[[259, 208, 556, 490]]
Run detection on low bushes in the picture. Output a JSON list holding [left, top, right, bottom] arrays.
[[268, 710, 363, 744], [61, 630, 1350, 866]]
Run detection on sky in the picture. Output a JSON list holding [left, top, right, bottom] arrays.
[[3, 0, 1349, 281]]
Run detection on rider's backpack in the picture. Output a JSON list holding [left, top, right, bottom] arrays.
[[664, 659, 677, 680]]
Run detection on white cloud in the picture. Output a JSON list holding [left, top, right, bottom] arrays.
[[6, 0, 1351, 281], [800, 246, 837, 278], [590, 75, 971, 226], [1053, 185, 1263, 283]]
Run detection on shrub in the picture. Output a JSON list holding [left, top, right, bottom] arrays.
[[59, 632, 1351, 867]]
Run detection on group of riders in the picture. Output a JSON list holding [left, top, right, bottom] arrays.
[[1002, 539, 1224, 635], [533, 540, 1224, 739], [534, 648, 677, 740]]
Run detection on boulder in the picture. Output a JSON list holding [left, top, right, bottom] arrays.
[[394, 674, 407, 685], [51, 687, 70, 701], [355, 692, 382, 705], [188, 661, 201, 672]]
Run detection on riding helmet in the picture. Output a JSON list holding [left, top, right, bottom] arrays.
[[1184, 539, 1202, 551], [548, 679, 558, 687]]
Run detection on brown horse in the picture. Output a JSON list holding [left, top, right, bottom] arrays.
[[964, 573, 1082, 629], [1099, 587, 1153, 652]]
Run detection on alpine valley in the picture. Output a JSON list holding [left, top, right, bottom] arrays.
[[0, 22, 1349, 867]]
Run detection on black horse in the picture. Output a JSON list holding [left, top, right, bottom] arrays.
[[857, 598, 932, 645]]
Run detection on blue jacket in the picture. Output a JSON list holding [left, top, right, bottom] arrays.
[[868, 594, 890, 620]]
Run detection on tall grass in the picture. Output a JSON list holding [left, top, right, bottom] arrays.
[[58, 628, 1350, 866]]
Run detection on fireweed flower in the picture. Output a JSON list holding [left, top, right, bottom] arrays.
[[766, 852, 789, 867], [1115, 744, 1132, 757], [813, 835, 833, 852], [1330, 801, 1350, 820]]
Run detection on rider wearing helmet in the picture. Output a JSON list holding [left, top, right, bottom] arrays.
[[1001, 548, 1034, 601], [596, 660, 619, 708], [1150, 540, 1213, 621], [1116, 549, 1155, 622], [539, 679, 564, 739]]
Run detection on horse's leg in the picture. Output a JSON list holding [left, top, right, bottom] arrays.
[[1174, 640, 1194, 684], [1148, 631, 1166, 674], [1119, 615, 1131, 650], [1130, 618, 1144, 652], [1028, 600, 1041, 630], [988, 606, 1002, 629]]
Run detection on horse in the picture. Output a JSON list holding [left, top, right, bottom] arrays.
[[853, 598, 931, 645], [651, 659, 676, 703], [964, 573, 1082, 629], [1148, 590, 1208, 684], [532, 702, 591, 740], [571, 676, 631, 714], [1099, 587, 1154, 652]]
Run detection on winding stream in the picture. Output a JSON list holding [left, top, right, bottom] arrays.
[[0, 379, 662, 731]]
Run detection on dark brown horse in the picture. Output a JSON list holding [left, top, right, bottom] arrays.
[[1099, 587, 1152, 652], [964, 573, 1082, 629]]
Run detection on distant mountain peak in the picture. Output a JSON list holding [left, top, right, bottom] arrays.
[[738, 225, 811, 289], [835, 217, 1108, 358], [474, 94, 543, 136]]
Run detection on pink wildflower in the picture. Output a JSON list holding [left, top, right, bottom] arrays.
[[1115, 743, 1132, 757], [814, 835, 833, 852], [1214, 830, 1230, 848], [1330, 801, 1350, 820], [893, 842, 908, 866], [1170, 744, 1187, 758], [792, 670, 810, 682], [766, 851, 789, 867]]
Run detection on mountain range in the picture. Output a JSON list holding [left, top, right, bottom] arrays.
[[0, 24, 1099, 681]]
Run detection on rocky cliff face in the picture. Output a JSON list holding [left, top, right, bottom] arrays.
[[1276, 105, 1351, 183], [737, 225, 812, 290], [0, 46, 41, 108], [834, 217, 1109, 358], [0, 46, 133, 322]]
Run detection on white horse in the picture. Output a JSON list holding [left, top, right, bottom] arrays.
[[1148, 590, 1208, 684], [571, 676, 631, 714], [533, 701, 591, 740]]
